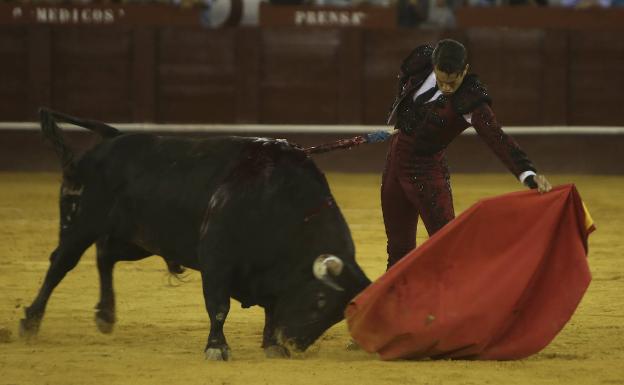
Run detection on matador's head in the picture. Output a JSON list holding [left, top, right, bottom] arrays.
[[432, 39, 470, 96]]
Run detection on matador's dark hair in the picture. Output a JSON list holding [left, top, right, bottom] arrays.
[[432, 39, 467, 74]]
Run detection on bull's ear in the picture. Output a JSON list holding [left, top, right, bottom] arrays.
[[313, 255, 344, 291]]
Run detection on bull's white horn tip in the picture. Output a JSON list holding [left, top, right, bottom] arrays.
[[313, 254, 343, 279]]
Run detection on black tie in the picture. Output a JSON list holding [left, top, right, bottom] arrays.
[[413, 84, 439, 106]]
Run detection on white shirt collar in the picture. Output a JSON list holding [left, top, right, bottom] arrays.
[[413, 71, 442, 103], [412, 70, 475, 125]]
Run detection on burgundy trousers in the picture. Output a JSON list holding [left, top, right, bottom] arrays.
[[381, 134, 455, 268]]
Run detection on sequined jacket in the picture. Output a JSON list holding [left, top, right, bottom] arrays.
[[387, 45, 536, 179]]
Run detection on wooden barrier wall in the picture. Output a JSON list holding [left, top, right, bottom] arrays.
[[2, 129, 623, 174], [1, 25, 623, 126]]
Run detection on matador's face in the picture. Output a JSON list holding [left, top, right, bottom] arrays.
[[434, 65, 469, 96]]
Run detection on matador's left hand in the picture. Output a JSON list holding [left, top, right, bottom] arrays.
[[534, 174, 552, 194]]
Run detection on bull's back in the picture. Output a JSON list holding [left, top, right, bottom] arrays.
[[83, 134, 251, 261]]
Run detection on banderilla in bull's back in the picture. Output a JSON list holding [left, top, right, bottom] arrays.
[[304, 135, 369, 155]]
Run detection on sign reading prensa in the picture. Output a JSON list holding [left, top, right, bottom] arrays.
[[294, 10, 367, 27], [260, 3, 396, 29]]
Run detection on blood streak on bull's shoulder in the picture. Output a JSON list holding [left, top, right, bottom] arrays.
[[303, 197, 335, 223], [199, 138, 285, 239]]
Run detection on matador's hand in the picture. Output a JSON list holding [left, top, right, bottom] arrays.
[[534, 174, 552, 194], [364, 130, 393, 143]]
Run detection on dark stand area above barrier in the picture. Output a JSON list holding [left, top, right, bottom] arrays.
[[1, 4, 623, 126], [456, 7, 624, 30]]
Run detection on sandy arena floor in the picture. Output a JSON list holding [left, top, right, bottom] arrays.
[[0, 172, 622, 385]]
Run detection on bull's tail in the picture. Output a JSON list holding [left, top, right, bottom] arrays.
[[39, 107, 122, 173], [40, 107, 121, 138]]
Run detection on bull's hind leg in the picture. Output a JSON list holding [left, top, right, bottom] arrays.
[[20, 232, 95, 338], [200, 269, 232, 361], [95, 237, 152, 334]]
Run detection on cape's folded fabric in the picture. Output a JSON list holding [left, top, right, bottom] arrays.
[[346, 184, 594, 360]]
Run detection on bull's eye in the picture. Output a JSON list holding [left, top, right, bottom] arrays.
[[317, 293, 327, 308]]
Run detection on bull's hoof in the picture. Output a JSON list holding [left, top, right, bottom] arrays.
[[264, 344, 290, 359], [205, 346, 231, 361], [18, 318, 40, 340], [205, 345, 232, 361], [95, 315, 115, 334]]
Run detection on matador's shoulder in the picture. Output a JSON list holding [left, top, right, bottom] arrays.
[[399, 44, 434, 77], [452, 74, 492, 115]]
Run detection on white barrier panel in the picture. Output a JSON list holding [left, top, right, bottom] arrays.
[[0, 122, 623, 135]]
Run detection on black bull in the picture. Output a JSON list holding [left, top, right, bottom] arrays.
[[20, 108, 371, 360]]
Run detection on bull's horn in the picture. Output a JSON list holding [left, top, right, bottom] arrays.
[[313, 255, 344, 291]]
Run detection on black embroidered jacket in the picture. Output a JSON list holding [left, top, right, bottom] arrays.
[[387, 44, 536, 179]]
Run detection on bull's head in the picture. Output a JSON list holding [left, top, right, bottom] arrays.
[[271, 254, 370, 355]]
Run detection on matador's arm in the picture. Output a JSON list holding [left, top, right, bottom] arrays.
[[470, 103, 543, 189]]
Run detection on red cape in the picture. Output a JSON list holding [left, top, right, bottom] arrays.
[[346, 184, 594, 360]]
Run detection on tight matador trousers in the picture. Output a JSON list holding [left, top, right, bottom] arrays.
[[381, 134, 455, 269]]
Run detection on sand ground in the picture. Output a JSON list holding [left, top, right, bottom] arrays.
[[0, 172, 622, 385]]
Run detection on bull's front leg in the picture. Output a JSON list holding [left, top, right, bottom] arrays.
[[262, 306, 289, 358], [200, 270, 232, 361]]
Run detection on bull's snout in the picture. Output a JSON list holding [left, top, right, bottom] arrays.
[[274, 328, 317, 356]]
